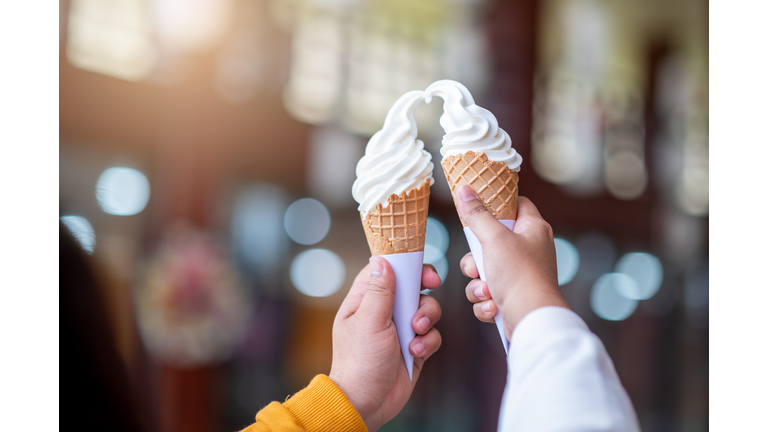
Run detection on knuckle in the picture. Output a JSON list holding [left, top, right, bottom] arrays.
[[425, 298, 441, 320], [367, 278, 392, 296], [367, 278, 385, 291], [465, 281, 476, 298], [460, 252, 473, 266], [422, 328, 441, 350], [459, 255, 468, 270], [465, 288, 474, 302], [433, 329, 442, 349], [473, 302, 484, 317], [420, 294, 437, 310], [465, 202, 489, 220], [537, 220, 554, 239], [419, 294, 429, 307], [433, 301, 443, 321]]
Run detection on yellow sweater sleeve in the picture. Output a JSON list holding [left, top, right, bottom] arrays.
[[241, 374, 368, 432]]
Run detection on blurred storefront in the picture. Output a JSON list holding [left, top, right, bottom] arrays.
[[59, 0, 708, 431]]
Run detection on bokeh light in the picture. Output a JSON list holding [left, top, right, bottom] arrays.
[[307, 126, 364, 208], [283, 198, 331, 245], [677, 165, 709, 216], [96, 167, 151, 216], [282, 7, 344, 125], [590, 273, 639, 321], [60, 215, 96, 254], [279, 0, 488, 137], [605, 151, 648, 200], [615, 252, 663, 300], [554, 238, 580, 285], [231, 185, 289, 276], [425, 217, 449, 255], [290, 249, 346, 298], [152, 0, 234, 53], [423, 218, 450, 287], [67, 0, 157, 81]]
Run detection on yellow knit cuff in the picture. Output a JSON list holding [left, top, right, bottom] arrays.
[[252, 402, 304, 431], [285, 374, 368, 432]]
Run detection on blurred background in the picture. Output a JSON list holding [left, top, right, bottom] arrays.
[[58, 0, 708, 430]]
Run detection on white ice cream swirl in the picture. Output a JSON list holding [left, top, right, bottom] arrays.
[[352, 90, 434, 215], [425, 80, 522, 171]]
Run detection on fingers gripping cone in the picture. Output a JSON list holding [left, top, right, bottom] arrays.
[[442, 151, 519, 354], [463, 221, 514, 354], [361, 181, 430, 379]]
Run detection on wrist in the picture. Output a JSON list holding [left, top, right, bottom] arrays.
[[497, 278, 568, 336], [328, 371, 375, 430]]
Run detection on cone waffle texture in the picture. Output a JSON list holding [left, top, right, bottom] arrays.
[[361, 180, 430, 255], [442, 151, 519, 227]]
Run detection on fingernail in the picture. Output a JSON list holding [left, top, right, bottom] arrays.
[[459, 185, 478, 202], [482, 302, 492, 313], [370, 257, 383, 277], [412, 343, 425, 356], [417, 317, 430, 333], [474, 285, 487, 301]]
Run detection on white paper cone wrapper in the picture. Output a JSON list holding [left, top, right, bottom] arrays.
[[463, 220, 516, 355], [380, 251, 424, 380]]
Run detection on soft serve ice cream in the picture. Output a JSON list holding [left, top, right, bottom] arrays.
[[352, 90, 434, 219], [425, 79, 522, 171]]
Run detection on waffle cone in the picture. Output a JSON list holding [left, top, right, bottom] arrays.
[[361, 180, 430, 255], [442, 151, 519, 227]]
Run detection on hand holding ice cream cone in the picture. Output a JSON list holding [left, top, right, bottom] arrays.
[[424, 79, 522, 353], [330, 258, 443, 431], [352, 90, 434, 379], [455, 189, 569, 335]]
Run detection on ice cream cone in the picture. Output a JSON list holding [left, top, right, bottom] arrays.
[[359, 180, 430, 380], [361, 180, 430, 256], [441, 150, 519, 227], [442, 150, 518, 355]]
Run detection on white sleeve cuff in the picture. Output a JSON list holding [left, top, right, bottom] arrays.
[[509, 306, 589, 354]]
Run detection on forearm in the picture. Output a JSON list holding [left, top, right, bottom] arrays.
[[498, 307, 640, 432]]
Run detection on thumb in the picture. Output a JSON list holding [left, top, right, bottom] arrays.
[[337, 263, 374, 319], [456, 185, 509, 244], [356, 256, 397, 328]]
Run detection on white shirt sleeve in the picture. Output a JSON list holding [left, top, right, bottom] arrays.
[[497, 307, 641, 432]]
